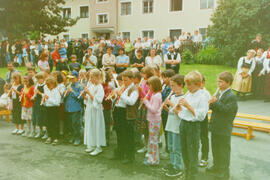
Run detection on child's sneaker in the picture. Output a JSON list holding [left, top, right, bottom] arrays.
[[28, 131, 35, 138], [90, 147, 102, 156], [12, 129, 19, 135], [17, 129, 25, 135], [34, 132, 41, 139], [41, 132, 48, 140], [137, 146, 147, 153], [22, 131, 30, 137], [165, 168, 183, 177], [199, 159, 208, 167], [85, 147, 95, 153], [162, 164, 174, 172], [45, 137, 52, 144], [52, 139, 59, 146]]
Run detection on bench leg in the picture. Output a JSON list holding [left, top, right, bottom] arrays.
[[6, 115, 10, 123], [246, 127, 254, 141]]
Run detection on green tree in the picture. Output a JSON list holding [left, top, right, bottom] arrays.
[[0, 0, 78, 40], [207, 0, 270, 66]]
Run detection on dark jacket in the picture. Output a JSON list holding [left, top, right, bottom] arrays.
[[209, 89, 238, 136]]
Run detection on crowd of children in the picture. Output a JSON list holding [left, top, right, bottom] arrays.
[[2, 62, 238, 180]]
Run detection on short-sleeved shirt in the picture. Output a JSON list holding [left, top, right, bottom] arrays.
[[116, 55, 130, 65], [83, 54, 97, 69], [38, 60, 49, 71]]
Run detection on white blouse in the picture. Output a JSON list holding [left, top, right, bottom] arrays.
[[145, 55, 162, 67], [237, 57, 256, 75]]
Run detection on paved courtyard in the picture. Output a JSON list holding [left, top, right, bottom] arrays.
[[0, 100, 270, 180]]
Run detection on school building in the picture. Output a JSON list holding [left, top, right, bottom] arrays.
[[50, 0, 217, 41]]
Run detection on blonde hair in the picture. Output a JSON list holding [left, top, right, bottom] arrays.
[[184, 71, 202, 86], [247, 49, 256, 56], [46, 76, 58, 88], [90, 69, 101, 78], [35, 72, 45, 79], [12, 72, 22, 84]]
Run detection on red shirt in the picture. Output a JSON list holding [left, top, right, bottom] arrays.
[[102, 83, 112, 110], [51, 50, 61, 66], [21, 86, 34, 108]]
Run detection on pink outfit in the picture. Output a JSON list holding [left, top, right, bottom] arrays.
[[140, 80, 153, 101], [143, 92, 162, 165]]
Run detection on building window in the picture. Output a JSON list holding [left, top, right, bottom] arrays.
[[200, 0, 214, 9], [143, 0, 153, 14], [142, 30, 154, 39], [199, 28, 207, 40], [122, 32, 130, 40], [170, 0, 183, 12], [121, 2, 131, 16], [97, 14, 108, 24], [63, 8, 71, 18], [63, 34, 70, 42], [80, 6, 89, 18], [97, 0, 108, 3], [81, 33, 89, 39], [170, 29, 182, 40]]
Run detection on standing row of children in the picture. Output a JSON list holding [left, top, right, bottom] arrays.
[[6, 64, 238, 180]]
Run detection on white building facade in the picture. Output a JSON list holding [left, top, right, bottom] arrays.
[[49, 0, 217, 41]]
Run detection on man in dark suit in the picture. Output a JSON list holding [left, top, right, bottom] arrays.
[[207, 71, 238, 180]]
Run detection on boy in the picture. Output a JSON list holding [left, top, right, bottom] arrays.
[[199, 75, 211, 167], [175, 71, 209, 180], [161, 69, 175, 153], [69, 54, 81, 72], [65, 70, 83, 146], [163, 74, 185, 177], [207, 72, 238, 179], [112, 70, 139, 164]]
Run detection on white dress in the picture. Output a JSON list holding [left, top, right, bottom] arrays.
[[84, 83, 106, 148]]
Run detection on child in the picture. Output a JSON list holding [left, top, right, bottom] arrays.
[[112, 70, 139, 164], [102, 70, 113, 146], [10, 72, 24, 135], [20, 76, 35, 137], [31, 72, 46, 138], [162, 74, 185, 176], [143, 76, 162, 166], [65, 70, 83, 146], [161, 69, 175, 153], [84, 69, 106, 156], [38, 53, 50, 72], [199, 75, 211, 167], [0, 84, 11, 109], [69, 54, 81, 72], [44, 76, 61, 145], [176, 71, 209, 180], [137, 66, 154, 154], [207, 72, 238, 179]]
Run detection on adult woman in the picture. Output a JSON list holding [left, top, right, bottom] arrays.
[[232, 49, 256, 99], [145, 49, 162, 68], [252, 48, 265, 98], [263, 47, 270, 102], [131, 49, 144, 71], [124, 38, 134, 60]]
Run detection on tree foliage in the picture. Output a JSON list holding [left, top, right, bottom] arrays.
[[0, 0, 78, 40], [208, 0, 270, 66]]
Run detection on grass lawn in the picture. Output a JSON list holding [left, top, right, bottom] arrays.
[[0, 64, 236, 94]]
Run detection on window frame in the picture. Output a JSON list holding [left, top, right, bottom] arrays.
[[96, 13, 109, 25], [141, 30, 155, 39], [79, 5, 89, 18], [142, 0, 154, 14], [198, 27, 208, 41], [200, 0, 215, 10], [168, 28, 183, 40], [81, 32, 89, 40], [63, 34, 70, 42], [169, 0, 184, 12], [121, 31, 131, 40], [120, 1, 132, 16], [96, 0, 109, 4], [62, 7, 72, 19]]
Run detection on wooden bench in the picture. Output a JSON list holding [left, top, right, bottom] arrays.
[[232, 120, 270, 140], [208, 111, 270, 141], [0, 110, 12, 123]]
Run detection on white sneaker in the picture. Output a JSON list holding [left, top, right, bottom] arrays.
[[17, 129, 25, 135], [23, 131, 30, 137], [85, 147, 95, 153], [137, 146, 147, 153], [12, 129, 19, 135], [90, 148, 102, 156], [28, 131, 35, 138]]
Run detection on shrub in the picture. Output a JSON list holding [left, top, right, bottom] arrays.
[[195, 46, 221, 65], [181, 49, 194, 64]]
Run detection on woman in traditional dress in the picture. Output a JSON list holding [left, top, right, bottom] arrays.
[[263, 46, 270, 102], [252, 48, 266, 99], [232, 49, 256, 100]]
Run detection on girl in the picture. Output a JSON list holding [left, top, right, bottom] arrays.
[[38, 53, 50, 72], [84, 69, 106, 156], [44, 76, 61, 145], [137, 66, 154, 154], [21, 75, 35, 137], [10, 72, 24, 135], [143, 76, 162, 166], [0, 84, 11, 110], [232, 49, 256, 100]]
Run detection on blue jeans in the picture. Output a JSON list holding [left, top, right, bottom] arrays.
[[5, 53, 10, 64], [167, 131, 183, 170], [68, 111, 82, 142]]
